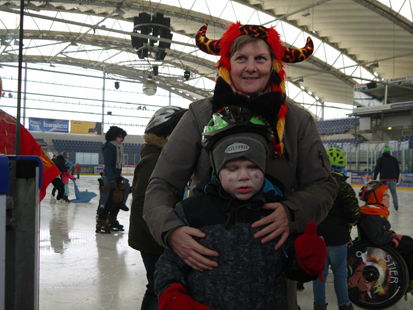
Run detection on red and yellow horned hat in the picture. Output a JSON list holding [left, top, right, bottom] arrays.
[[195, 22, 314, 94], [196, 22, 314, 157]]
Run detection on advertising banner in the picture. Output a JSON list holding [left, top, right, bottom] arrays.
[[28, 118, 69, 133], [70, 121, 102, 135], [400, 173, 413, 188], [350, 172, 373, 185], [349, 172, 413, 188]]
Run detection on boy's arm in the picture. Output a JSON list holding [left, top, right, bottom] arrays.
[[359, 216, 394, 246], [340, 182, 361, 226]]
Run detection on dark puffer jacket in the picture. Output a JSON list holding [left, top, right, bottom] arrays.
[[373, 152, 400, 181], [128, 134, 166, 254], [154, 179, 317, 310], [317, 172, 360, 246]]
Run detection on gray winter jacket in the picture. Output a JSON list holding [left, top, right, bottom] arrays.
[[143, 96, 338, 248]]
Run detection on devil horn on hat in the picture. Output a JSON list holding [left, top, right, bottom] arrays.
[[195, 23, 221, 55], [196, 23, 314, 64], [283, 37, 314, 63]]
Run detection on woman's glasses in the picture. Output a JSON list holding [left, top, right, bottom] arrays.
[[118, 135, 123, 138]]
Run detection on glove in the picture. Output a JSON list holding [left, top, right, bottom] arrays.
[[159, 283, 212, 310], [110, 180, 117, 189], [295, 221, 327, 282]]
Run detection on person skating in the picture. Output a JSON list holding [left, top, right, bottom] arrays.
[[312, 147, 360, 310], [373, 146, 400, 211], [96, 126, 130, 233]]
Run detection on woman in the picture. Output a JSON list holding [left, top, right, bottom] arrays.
[[143, 22, 337, 274], [96, 126, 130, 233]]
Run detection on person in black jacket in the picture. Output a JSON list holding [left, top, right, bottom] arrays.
[[96, 126, 130, 233], [50, 154, 68, 203], [129, 106, 187, 310], [313, 147, 360, 310], [373, 146, 400, 211]]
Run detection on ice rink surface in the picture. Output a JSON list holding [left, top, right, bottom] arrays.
[[39, 176, 413, 309]]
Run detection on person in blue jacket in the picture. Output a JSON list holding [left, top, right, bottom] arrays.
[[96, 126, 130, 233]]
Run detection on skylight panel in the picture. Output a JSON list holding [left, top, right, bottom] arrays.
[[219, 2, 237, 22], [258, 11, 278, 25], [324, 45, 340, 67], [313, 42, 327, 63], [246, 11, 265, 25], [208, 0, 229, 17], [231, 1, 256, 23], [278, 21, 302, 46], [342, 54, 357, 76], [285, 82, 301, 100], [190, 0, 211, 16]]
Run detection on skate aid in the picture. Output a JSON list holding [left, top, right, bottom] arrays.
[[295, 221, 327, 282]]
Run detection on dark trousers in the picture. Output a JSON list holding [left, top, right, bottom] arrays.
[[394, 235, 413, 279], [51, 178, 64, 200], [140, 252, 162, 310]]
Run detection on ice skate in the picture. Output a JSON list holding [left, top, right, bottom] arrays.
[[107, 215, 124, 231], [50, 195, 57, 203], [96, 219, 111, 234]]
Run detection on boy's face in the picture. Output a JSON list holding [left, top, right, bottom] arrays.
[[382, 190, 390, 209], [219, 158, 264, 200]]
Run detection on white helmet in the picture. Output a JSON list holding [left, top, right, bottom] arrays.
[[145, 106, 187, 137]]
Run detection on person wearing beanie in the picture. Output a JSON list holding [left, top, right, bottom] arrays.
[[312, 147, 360, 310], [129, 106, 187, 310], [357, 181, 413, 293], [153, 129, 327, 310], [373, 146, 401, 211], [96, 126, 130, 233]]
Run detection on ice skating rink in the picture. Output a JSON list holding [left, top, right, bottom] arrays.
[[39, 176, 413, 310]]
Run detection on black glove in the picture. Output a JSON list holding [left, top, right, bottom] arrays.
[[110, 180, 117, 189]]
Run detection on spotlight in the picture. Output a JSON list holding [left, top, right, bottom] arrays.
[[184, 70, 190, 81], [143, 80, 157, 96], [369, 62, 379, 68], [115, 81, 120, 89], [8, 92, 13, 98], [366, 82, 377, 89], [107, 111, 112, 115]]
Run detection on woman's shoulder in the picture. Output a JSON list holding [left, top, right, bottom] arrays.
[[285, 101, 312, 120]]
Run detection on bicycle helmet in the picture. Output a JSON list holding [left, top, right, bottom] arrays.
[[145, 106, 187, 138], [326, 147, 346, 172], [202, 106, 273, 153], [359, 180, 388, 204]]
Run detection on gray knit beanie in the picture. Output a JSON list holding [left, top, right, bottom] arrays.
[[211, 132, 268, 174]]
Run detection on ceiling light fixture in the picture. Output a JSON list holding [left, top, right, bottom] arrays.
[[44, 2, 55, 9], [143, 80, 157, 96], [369, 62, 379, 68], [113, 7, 126, 16], [302, 12, 310, 17]]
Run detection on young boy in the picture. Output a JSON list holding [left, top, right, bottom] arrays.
[[313, 147, 360, 310], [154, 119, 327, 310], [358, 180, 413, 288]]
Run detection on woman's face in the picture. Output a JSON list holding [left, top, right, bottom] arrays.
[[229, 40, 272, 96]]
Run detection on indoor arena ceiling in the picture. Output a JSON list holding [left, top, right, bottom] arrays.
[[0, 0, 413, 114]]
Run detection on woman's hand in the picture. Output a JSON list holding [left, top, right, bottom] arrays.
[[392, 238, 399, 248], [392, 233, 403, 240], [251, 202, 289, 250], [167, 226, 219, 272]]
